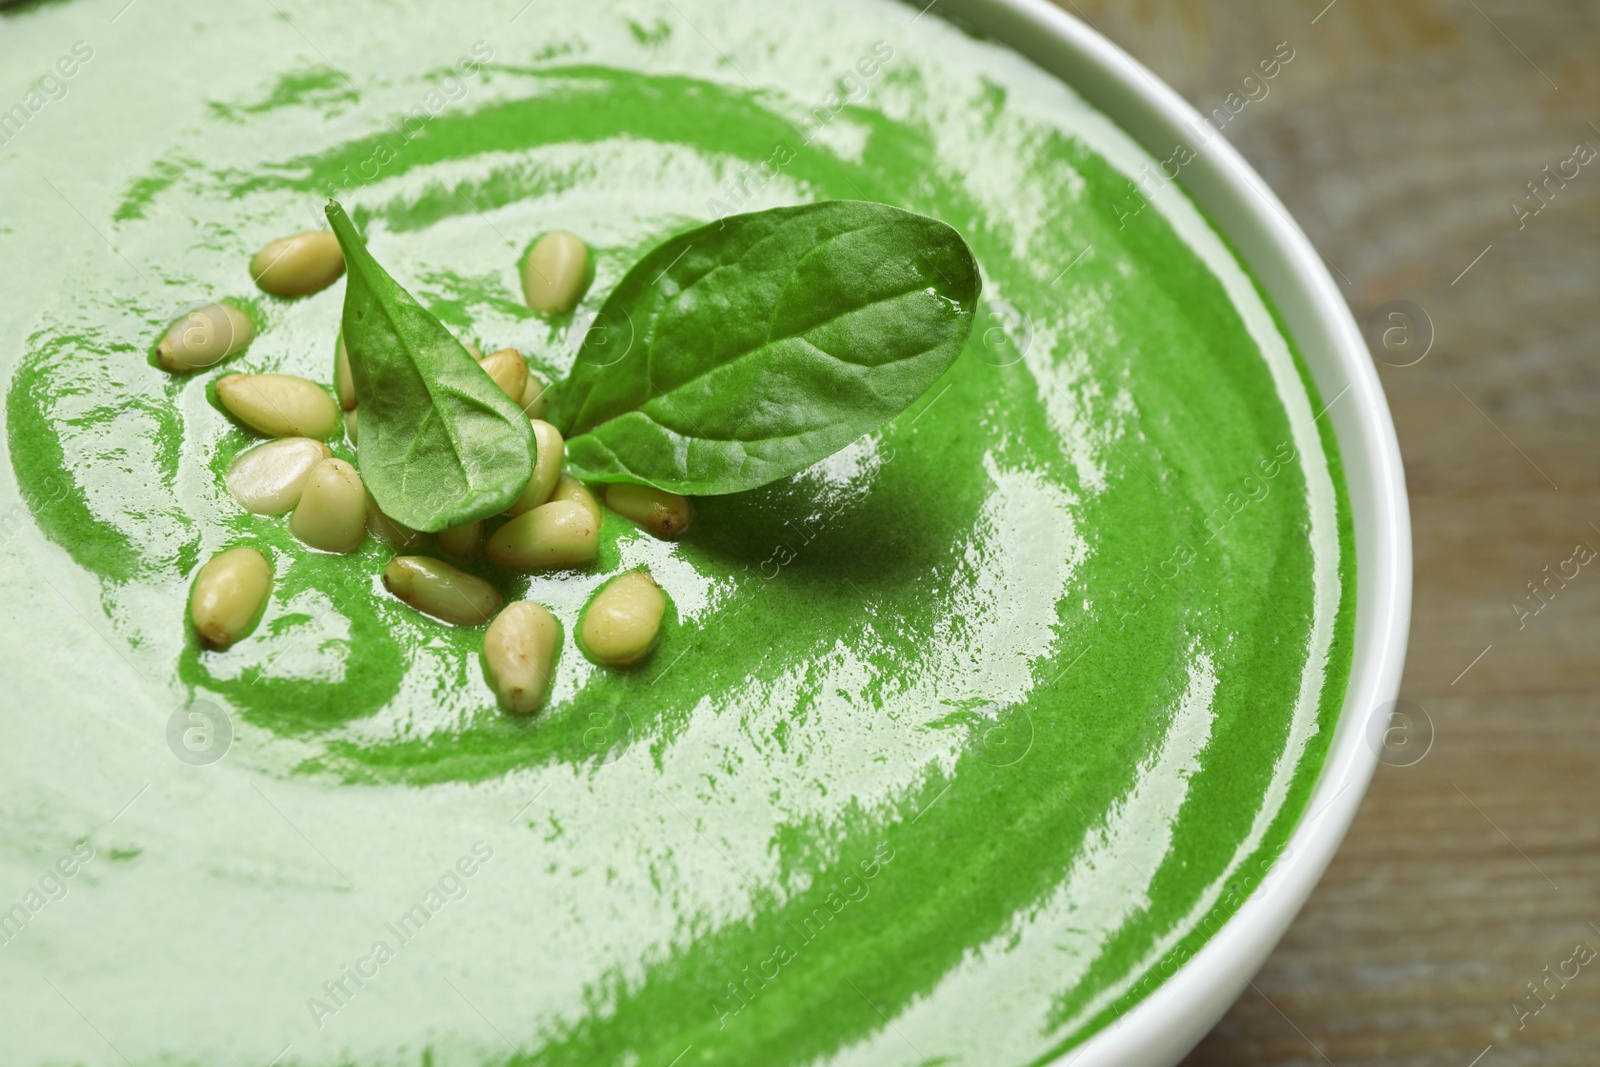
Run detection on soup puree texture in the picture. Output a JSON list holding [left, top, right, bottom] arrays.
[[0, 0, 1353, 1063]]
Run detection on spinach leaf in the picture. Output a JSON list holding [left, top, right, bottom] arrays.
[[326, 201, 533, 532], [550, 201, 980, 495]]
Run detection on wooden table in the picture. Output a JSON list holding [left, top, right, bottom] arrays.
[[1051, 1, 1600, 1063]]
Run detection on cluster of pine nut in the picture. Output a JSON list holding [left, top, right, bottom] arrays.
[[174, 227, 691, 716]]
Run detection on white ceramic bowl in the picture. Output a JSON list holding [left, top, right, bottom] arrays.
[[931, 2, 1413, 1063]]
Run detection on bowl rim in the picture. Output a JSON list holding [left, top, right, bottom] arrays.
[[933, 1, 1414, 1063]]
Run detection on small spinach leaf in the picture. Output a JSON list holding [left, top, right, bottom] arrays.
[[551, 200, 981, 495], [326, 201, 533, 532]]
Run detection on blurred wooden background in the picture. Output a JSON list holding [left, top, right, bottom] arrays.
[[1050, 1, 1600, 1064]]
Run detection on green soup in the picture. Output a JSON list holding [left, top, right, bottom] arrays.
[[0, 0, 1353, 1063]]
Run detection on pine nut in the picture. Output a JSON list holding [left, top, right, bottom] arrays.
[[383, 556, 502, 626], [334, 337, 356, 409], [190, 545, 272, 650], [225, 437, 332, 515], [580, 571, 665, 666], [365, 490, 424, 549], [289, 458, 366, 553], [478, 347, 528, 403], [604, 483, 692, 539], [483, 601, 559, 715], [549, 474, 600, 525], [522, 231, 588, 315], [250, 230, 345, 297], [155, 302, 254, 373], [520, 370, 549, 420], [436, 520, 483, 558], [484, 500, 598, 571], [215, 373, 339, 439], [506, 420, 564, 516], [459, 338, 482, 359], [343, 407, 358, 444]]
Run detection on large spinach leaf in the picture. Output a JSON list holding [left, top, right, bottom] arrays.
[[551, 201, 980, 495], [327, 201, 534, 532]]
